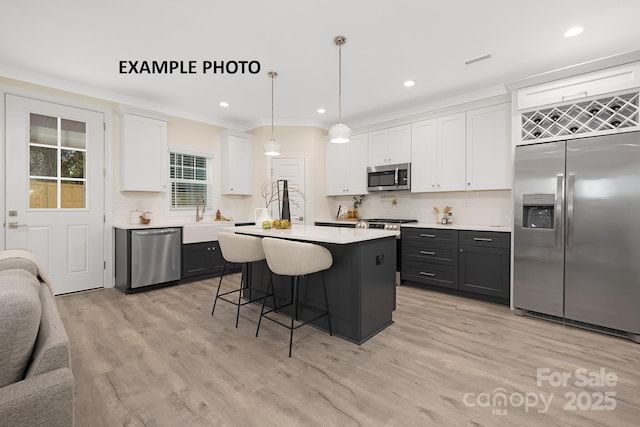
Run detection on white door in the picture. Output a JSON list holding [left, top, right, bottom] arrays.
[[5, 94, 105, 294], [270, 157, 306, 225]]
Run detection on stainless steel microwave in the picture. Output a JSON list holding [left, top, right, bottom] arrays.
[[367, 163, 411, 192]]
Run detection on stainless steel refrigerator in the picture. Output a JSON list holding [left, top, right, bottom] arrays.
[[514, 131, 640, 341]]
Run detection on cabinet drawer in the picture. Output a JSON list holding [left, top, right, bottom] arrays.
[[403, 241, 458, 266], [517, 63, 640, 110], [401, 260, 458, 290], [402, 227, 458, 243], [459, 231, 510, 248]]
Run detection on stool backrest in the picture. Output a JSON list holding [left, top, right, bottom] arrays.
[[261, 237, 333, 276], [218, 232, 265, 263]]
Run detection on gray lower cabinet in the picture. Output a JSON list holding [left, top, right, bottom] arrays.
[[401, 228, 459, 289], [458, 231, 510, 301], [401, 228, 510, 303], [181, 241, 225, 279]]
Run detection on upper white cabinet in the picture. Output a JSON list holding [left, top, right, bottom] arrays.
[[466, 103, 511, 190], [326, 133, 369, 196], [220, 130, 253, 195], [368, 124, 411, 166], [411, 113, 466, 192], [517, 63, 640, 110], [119, 109, 168, 192]]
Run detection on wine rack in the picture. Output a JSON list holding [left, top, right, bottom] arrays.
[[521, 91, 639, 141]]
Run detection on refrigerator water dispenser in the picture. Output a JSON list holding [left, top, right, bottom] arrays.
[[523, 194, 555, 229]]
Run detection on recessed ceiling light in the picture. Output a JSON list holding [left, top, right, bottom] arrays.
[[317, 108, 326, 114], [403, 80, 416, 87], [564, 26, 584, 38], [219, 101, 229, 107]]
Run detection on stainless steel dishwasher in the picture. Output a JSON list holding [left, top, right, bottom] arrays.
[[131, 228, 181, 288]]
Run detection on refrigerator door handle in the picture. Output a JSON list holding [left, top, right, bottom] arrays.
[[566, 175, 575, 249], [556, 175, 564, 249]]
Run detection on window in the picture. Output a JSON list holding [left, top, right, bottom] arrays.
[[29, 113, 87, 209], [169, 151, 211, 210]]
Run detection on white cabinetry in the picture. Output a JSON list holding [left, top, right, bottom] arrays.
[[326, 133, 369, 195], [411, 113, 466, 192], [368, 124, 411, 166], [220, 130, 253, 195], [516, 63, 640, 110], [119, 110, 168, 192], [466, 103, 511, 190]]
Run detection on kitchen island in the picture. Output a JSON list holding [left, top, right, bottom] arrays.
[[226, 225, 398, 344]]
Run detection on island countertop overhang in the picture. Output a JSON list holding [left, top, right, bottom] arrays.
[[224, 224, 398, 244]]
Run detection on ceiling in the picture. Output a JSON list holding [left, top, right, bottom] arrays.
[[1, 0, 640, 131]]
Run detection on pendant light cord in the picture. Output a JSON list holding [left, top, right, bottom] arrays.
[[271, 74, 275, 140], [338, 42, 342, 123]]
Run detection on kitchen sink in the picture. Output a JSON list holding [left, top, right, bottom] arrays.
[[182, 222, 234, 244]]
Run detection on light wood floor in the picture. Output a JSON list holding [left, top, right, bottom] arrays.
[[57, 275, 640, 426]]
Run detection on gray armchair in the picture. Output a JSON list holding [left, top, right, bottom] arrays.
[[0, 251, 74, 427]]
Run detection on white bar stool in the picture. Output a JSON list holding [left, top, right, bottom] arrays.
[[257, 237, 333, 357], [212, 232, 275, 328]]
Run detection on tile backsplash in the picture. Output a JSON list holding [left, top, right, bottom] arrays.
[[330, 190, 512, 226]]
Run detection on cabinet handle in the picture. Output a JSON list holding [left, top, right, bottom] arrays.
[[419, 234, 436, 238], [419, 251, 435, 255], [562, 91, 588, 102], [420, 271, 435, 277], [473, 237, 493, 242]]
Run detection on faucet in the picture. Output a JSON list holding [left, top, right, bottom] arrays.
[[195, 195, 205, 222]]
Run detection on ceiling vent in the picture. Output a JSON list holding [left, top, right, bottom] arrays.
[[465, 54, 492, 65]]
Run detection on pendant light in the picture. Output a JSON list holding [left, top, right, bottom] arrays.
[[264, 71, 281, 156], [329, 36, 351, 143]]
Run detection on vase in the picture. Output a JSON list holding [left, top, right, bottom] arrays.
[[254, 207, 273, 228], [281, 179, 291, 221]]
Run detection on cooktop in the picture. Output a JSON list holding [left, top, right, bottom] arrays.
[[361, 218, 418, 224]]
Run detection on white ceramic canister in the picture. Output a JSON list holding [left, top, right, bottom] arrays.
[[130, 210, 143, 224]]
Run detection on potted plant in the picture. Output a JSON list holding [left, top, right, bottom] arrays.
[[350, 195, 366, 219]]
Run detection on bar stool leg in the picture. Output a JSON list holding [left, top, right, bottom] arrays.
[[256, 274, 273, 337], [211, 261, 228, 316], [322, 273, 333, 336], [289, 276, 299, 357], [235, 262, 249, 328]]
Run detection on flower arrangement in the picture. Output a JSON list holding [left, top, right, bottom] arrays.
[[352, 194, 366, 209], [261, 180, 305, 209]]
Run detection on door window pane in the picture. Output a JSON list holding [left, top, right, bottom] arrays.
[[61, 181, 86, 208], [30, 178, 57, 208], [61, 118, 86, 149], [30, 146, 58, 177], [61, 149, 85, 178], [30, 113, 57, 146]]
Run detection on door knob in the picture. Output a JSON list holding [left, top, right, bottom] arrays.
[[8, 222, 27, 229]]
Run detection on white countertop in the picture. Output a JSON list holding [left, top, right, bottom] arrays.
[[402, 222, 512, 232], [113, 220, 234, 230], [314, 219, 512, 232], [228, 224, 399, 244]]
